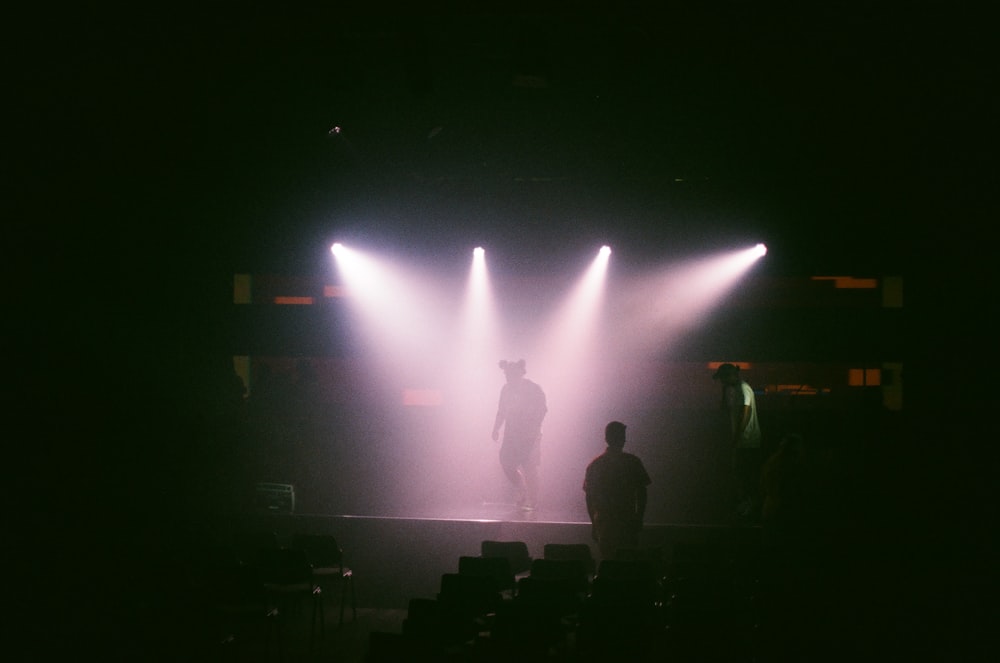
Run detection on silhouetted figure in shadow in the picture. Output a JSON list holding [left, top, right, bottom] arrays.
[[583, 421, 651, 561], [761, 433, 807, 550], [712, 363, 762, 521], [491, 359, 547, 511]]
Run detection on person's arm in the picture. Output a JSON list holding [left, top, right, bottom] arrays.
[[585, 490, 599, 541], [635, 485, 647, 530], [492, 410, 504, 441], [491, 388, 506, 441], [734, 404, 751, 445], [532, 384, 548, 434]]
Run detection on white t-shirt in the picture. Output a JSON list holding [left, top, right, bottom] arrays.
[[729, 381, 761, 449]]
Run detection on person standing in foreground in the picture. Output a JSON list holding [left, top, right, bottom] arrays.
[[713, 362, 762, 520], [583, 421, 652, 560], [491, 359, 547, 511]]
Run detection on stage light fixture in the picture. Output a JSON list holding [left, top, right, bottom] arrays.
[[331, 242, 345, 257], [473, 247, 485, 258], [599, 245, 611, 257]]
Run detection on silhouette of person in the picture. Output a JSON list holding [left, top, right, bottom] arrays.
[[491, 359, 547, 511], [713, 363, 762, 520], [583, 421, 651, 560], [761, 432, 807, 547]]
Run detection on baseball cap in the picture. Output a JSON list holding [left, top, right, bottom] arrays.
[[712, 363, 739, 379]]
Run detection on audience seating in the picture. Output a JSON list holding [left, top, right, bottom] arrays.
[[458, 554, 516, 597], [543, 542, 596, 580], [480, 540, 532, 579], [194, 546, 281, 659], [258, 546, 325, 650], [291, 533, 357, 627]]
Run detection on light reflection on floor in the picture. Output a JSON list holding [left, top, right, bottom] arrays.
[[313, 499, 593, 526]]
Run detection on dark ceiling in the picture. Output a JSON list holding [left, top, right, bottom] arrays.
[[20, 4, 977, 287]]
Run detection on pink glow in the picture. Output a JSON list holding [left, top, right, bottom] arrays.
[[610, 245, 767, 357], [324, 242, 764, 517]]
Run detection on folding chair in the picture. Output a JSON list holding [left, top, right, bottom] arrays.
[[481, 540, 532, 582]]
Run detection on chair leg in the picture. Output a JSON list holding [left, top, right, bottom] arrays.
[[339, 580, 346, 628], [310, 586, 324, 649], [349, 576, 357, 622], [339, 575, 357, 627]]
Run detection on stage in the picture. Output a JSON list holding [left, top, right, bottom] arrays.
[[227, 501, 761, 610]]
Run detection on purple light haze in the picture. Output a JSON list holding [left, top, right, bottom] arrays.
[[329, 242, 765, 517]]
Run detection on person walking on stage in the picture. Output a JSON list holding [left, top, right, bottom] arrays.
[[491, 359, 547, 511]]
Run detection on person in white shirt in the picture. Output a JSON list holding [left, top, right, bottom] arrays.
[[713, 363, 762, 519]]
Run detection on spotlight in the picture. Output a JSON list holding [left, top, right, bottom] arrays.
[[754, 243, 767, 257], [599, 245, 611, 257], [331, 242, 344, 257], [473, 247, 485, 258]]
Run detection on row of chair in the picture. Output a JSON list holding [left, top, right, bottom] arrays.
[[371, 540, 669, 661], [192, 531, 356, 658]]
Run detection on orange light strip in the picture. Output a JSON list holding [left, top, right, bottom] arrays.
[[811, 276, 878, 289], [707, 361, 752, 371], [273, 296, 314, 305], [768, 384, 822, 395]]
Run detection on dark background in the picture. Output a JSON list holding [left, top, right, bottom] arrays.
[[9, 2, 995, 655]]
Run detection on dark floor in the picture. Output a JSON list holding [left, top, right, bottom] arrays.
[[26, 499, 986, 662], [219, 605, 409, 663]]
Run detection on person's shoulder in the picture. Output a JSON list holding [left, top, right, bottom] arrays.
[[585, 451, 607, 467], [625, 451, 649, 467]]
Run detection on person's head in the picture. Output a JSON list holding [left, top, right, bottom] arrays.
[[605, 421, 627, 449], [712, 363, 741, 386], [499, 359, 527, 383]]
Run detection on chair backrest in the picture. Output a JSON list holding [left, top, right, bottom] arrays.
[[438, 572, 503, 617], [529, 558, 589, 594], [589, 574, 658, 608], [613, 545, 666, 580], [543, 543, 596, 576], [481, 540, 531, 575], [458, 555, 515, 592], [292, 533, 344, 569], [514, 575, 584, 617], [596, 557, 657, 582]]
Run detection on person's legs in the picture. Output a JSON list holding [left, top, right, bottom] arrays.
[[596, 520, 631, 561], [521, 436, 541, 509], [522, 463, 539, 509], [500, 444, 527, 503], [734, 448, 762, 517], [502, 465, 526, 496]]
